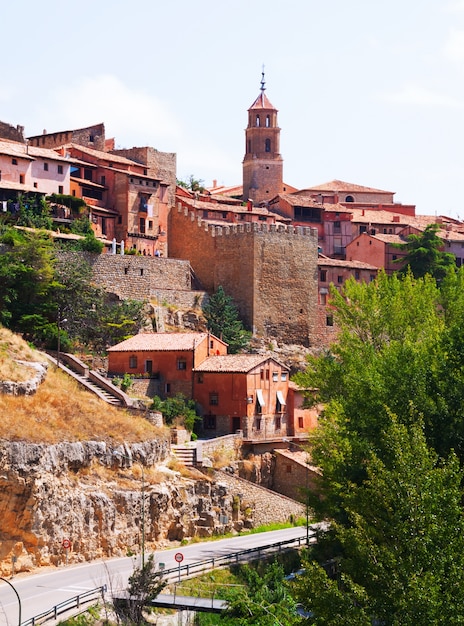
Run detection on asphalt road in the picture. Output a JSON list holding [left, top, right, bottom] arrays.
[[0, 526, 307, 626]]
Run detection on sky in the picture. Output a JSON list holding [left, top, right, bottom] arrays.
[[2, 0, 464, 218]]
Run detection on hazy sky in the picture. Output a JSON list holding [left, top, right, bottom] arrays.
[[3, 1, 464, 217]]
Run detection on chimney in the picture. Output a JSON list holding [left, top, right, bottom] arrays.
[[247, 199, 253, 212], [393, 216, 400, 223], [213, 179, 217, 188]]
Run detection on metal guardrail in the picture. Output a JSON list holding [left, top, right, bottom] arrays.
[[157, 531, 311, 582], [21, 585, 107, 626]]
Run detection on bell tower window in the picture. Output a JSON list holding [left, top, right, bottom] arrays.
[[265, 138, 271, 153], [266, 115, 270, 127], [256, 115, 260, 127]]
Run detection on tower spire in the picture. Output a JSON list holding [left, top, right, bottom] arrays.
[[260, 65, 266, 103]]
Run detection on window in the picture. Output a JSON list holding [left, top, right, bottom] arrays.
[[209, 392, 219, 406], [101, 217, 107, 236], [145, 360, 153, 374], [281, 372, 287, 381], [84, 168, 93, 181], [118, 215, 122, 224], [326, 315, 334, 327], [265, 138, 271, 152], [294, 206, 322, 222], [209, 340, 214, 349], [129, 355, 138, 369], [392, 255, 397, 261], [337, 275, 343, 284], [140, 268, 144, 276], [360, 225, 367, 234], [256, 389, 265, 414], [355, 270, 360, 280], [197, 373, 204, 383], [19, 174, 25, 184], [148, 220, 153, 230], [101, 175, 106, 185], [320, 292, 327, 305], [272, 372, 278, 382], [334, 220, 341, 233], [12, 158, 17, 165], [124, 267, 129, 275], [275, 416, 281, 430], [165, 383, 171, 393], [204, 414, 216, 429], [266, 115, 270, 127], [286, 464, 292, 473], [256, 115, 260, 127], [370, 274, 376, 282], [57, 165, 63, 174], [276, 390, 286, 413], [345, 195, 355, 202], [139, 218, 146, 234], [256, 417, 262, 430], [58, 185, 63, 194], [177, 359, 187, 370], [320, 269, 327, 282]]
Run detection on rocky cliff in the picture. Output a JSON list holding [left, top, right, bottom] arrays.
[[0, 438, 304, 577]]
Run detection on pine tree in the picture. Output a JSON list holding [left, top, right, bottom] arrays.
[[203, 286, 251, 353]]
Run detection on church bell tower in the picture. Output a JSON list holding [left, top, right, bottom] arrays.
[[242, 71, 283, 205]]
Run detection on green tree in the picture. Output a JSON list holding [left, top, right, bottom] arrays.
[[118, 554, 166, 625], [222, 561, 299, 625], [203, 286, 251, 353], [0, 229, 60, 336], [393, 223, 455, 280], [177, 175, 206, 193], [293, 418, 464, 625], [150, 393, 200, 432]]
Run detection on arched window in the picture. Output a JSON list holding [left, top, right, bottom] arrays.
[[256, 115, 260, 127], [345, 195, 355, 202], [265, 138, 271, 152], [266, 115, 270, 127]]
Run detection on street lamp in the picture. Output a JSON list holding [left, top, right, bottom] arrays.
[[282, 438, 310, 546], [114, 451, 146, 567], [0, 577, 21, 626]]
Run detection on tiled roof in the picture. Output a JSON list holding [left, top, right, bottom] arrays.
[[194, 354, 289, 373], [372, 233, 406, 244], [318, 257, 379, 270], [0, 139, 70, 162], [65, 143, 144, 167], [349, 208, 408, 224], [108, 332, 216, 352], [303, 179, 394, 194], [248, 92, 277, 110]]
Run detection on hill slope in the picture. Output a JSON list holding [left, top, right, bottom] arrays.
[[0, 327, 161, 443]]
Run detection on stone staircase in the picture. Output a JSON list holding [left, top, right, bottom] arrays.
[[171, 444, 197, 467], [48, 352, 135, 408]]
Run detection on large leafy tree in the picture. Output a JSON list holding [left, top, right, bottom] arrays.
[[294, 418, 464, 625], [292, 269, 464, 622], [393, 223, 455, 280], [203, 286, 251, 353]]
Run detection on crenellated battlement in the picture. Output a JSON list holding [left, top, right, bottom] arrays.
[[177, 204, 318, 240], [170, 202, 319, 346]]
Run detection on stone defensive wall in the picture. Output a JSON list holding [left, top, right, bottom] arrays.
[[57, 252, 192, 302], [169, 206, 320, 346]]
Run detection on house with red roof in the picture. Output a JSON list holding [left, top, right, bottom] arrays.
[[107, 332, 228, 399], [193, 354, 290, 440]]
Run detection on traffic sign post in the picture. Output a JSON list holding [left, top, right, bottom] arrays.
[[174, 552, 184, 582], [62, 538, 71, 566]]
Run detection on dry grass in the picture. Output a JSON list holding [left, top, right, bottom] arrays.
[[0, 328, 46, 382], [0, 366, 166, 443]]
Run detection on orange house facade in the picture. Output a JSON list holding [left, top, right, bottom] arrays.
[[193, 354, 290, 440], [107, 333, 228, 399]]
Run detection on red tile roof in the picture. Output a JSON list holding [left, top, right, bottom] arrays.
[[302, 179, 394, 194], [318, 257, 379, 270], [194, 354, 289, 373], [108, 332, 224, 352], [248, 92, 277, 110]]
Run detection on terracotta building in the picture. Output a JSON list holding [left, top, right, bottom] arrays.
[[107, 332, 228, 398], [242, 72, 284, 205], [193, 354, 290, 440]]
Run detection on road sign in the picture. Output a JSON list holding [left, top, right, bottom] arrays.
[[174, 552, 184, 563], [62, 539, 71, 550]]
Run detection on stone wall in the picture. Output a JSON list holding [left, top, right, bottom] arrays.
[[214, 470, 304, 527], [57, 252, 192, 301], [169, 206, 319, 346], [0, 121, 25, 143]]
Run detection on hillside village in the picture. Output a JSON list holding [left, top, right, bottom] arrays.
[[1, 76, 463, 581]]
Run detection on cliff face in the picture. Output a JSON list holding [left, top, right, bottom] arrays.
[[0, 438, 235, 576]]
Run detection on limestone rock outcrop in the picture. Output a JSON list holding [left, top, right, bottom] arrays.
[[0, 437, 302, 576]]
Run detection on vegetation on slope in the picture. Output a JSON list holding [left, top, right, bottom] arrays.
[[0, 328, 162, 444]]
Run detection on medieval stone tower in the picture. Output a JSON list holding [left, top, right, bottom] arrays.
[[242, 72, 284, 205]]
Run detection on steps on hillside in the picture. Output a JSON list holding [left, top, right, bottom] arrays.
[[171, 445, 197, 467], [74, 374, 122, 406]]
